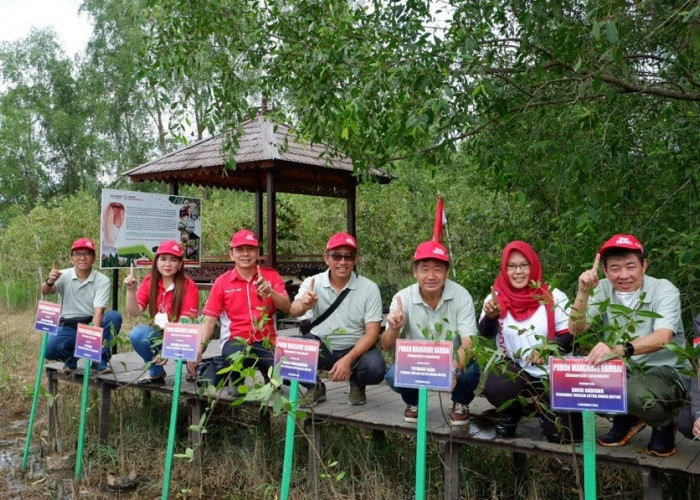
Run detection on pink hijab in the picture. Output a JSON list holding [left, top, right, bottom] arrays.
[[493, 241, 558, 340]]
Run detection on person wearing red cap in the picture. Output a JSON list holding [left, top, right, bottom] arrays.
[[290, 232, 385, 407], [382, 240, 480, 425], [569, 234, 688, 457], [123, 240, 200, 384], [192, 230, 291, 394], [478, 241, 580, 442], [677, 313, 700, 442], [41, 237, 122, 374]]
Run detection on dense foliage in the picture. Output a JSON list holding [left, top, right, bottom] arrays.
[[0, 1, 698, 325]]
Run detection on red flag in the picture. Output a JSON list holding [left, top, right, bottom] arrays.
[[433, 196, 446, 243]]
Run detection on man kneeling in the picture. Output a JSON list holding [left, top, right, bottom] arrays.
[[382, 241, 480, 425]]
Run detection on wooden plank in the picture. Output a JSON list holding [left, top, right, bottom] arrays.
[[44, 351, 700, 478]]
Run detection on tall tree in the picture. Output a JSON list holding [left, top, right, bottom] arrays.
[[0, 29, 92, 214]]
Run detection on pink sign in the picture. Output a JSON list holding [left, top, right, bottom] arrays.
[[550, 357, 627, 413], [35, 300, 61, 335], [394, 339, 453, 390], [162, 323, 200, 362], [74, 324, 104, 363], [274, 337, 320, 384]]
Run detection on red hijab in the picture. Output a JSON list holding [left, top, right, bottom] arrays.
[[493, 241, 557, 340]]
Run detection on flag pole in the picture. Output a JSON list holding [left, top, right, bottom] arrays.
[[433, 194, 457, 279]]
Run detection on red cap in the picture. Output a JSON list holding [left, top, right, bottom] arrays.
[[413, 241, 449, 263], [230, 229, 259, 248], [599, 234, 644, 255], [71, 238, 96, 252], [326, 232, 357, 251], [156, 240, 183, 258]]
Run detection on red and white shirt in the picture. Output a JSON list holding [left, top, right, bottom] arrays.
[[135, 274, 200, 319]]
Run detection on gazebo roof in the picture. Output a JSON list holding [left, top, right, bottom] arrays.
[[124, 115, 390, 198]]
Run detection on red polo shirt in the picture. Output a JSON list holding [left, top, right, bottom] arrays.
[[202, 266, 287, 344], [135, 274, 200, 318]]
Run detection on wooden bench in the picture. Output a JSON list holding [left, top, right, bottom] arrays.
[[44, 350, 700, 499]]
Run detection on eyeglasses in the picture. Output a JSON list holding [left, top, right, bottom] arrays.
[[506, 263, 530, 272], [71, 252, 94, 259], [328, 253, 356, 262]]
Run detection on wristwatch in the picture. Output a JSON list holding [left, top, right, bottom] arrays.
[[452, 367, 462, 376], [622, 342, 635, 357], [45, 278, 55, 286]]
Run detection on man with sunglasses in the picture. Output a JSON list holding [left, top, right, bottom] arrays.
[[41, 238, 122, 374], [290, 232, 385, 407]]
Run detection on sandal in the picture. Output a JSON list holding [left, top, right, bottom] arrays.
[[134, 373, 166, 386], [185, 371, 198, 383]]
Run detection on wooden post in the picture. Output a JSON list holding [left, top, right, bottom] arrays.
[[642, 469, 663, 500], [346, 187, 356, 237], [98, 382, 112, 444], [513, 451, 528, 484], [47, 370, 58, 437], [442, 440, 461, 500], [305, 419, 321, 500], [266, 170, 277, 268], [187, 397, 205, 448], [255, 190, 264, 247]]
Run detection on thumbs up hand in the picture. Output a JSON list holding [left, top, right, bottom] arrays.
[[483, 286, 501, 319], [300, 277, 318, 311], [123, 262, 138, 291], [386, 295, 406, 329]]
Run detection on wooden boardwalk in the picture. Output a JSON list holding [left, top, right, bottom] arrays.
[[45, 349, 700, 499]]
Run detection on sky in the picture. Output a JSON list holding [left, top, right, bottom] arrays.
[[0, 0, 93, 56]]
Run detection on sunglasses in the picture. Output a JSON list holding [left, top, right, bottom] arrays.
[[328, 253, 356, 262]]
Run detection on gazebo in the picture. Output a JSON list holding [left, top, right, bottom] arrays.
[[123, 114, 391, 282]]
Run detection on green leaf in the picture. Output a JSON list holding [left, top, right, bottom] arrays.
[[605, 20, 618, 45]]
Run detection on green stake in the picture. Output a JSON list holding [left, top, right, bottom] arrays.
[[281, 379, 299, 500], [583, 410, 596, 499], [21, 332, 48, 471], [415, 387, 428, 499], [162, 359, 183, 499], [75, 362, 92, 481]]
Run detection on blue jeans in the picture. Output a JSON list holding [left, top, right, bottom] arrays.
[[222, 339, 276, 386], [300, 333, 386, 389], [45, 310, 122, 369], [129, 324, 165, 377], [385, 360, 481, 406]]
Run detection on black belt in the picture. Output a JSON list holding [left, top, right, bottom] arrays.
[[59, 315, 93, 328]]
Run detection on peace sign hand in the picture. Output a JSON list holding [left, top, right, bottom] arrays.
[[483, 286, 500, 319], [123, 263, 138, 291], [386, 295, 406, 329], [577, 253, 600, 294]]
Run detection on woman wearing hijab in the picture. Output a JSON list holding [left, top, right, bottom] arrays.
[[124, 240, 200, 385], [478, 241, 581, 442]]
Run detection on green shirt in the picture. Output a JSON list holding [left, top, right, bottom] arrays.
[[54, 267, 110, 319], [586, 275, 687, 371], [296, 270, 383, 351], [389, 279, 477, 342]]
